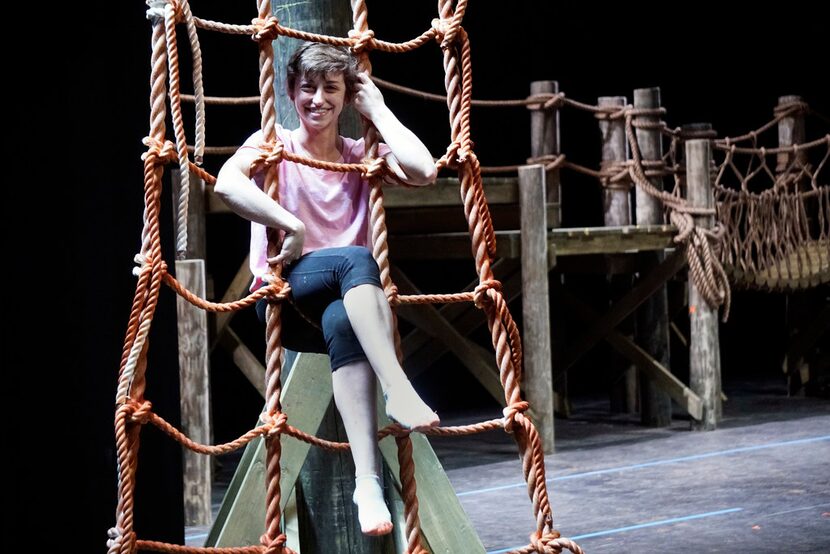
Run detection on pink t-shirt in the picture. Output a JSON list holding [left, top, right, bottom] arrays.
[[243, 126, 390, 289]]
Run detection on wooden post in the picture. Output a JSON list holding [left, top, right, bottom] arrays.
[[530, 80, 569, 416], [686, 138, 722, 430], [633, 87, 672, 426], [776, 94, 812, 394], [599, 96, 637, 414], [775, 94, 807, 175], [272, 0, 361, 137], [172, 169, 211, 526], [519, 164, 554, 453]]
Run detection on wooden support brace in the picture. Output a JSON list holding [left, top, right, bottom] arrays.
[[562, 292, 703, 420], [559, 248, 687, 374]]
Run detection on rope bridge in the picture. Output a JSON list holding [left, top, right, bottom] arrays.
[[110, 1, 582, 553]]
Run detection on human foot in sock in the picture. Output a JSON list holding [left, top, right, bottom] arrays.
[[353, 474, 393, 536], [383, 380, 440, 431]]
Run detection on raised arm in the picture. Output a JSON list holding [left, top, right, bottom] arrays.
[[214, 132, 305, 265], [352, 73, 437, 186]]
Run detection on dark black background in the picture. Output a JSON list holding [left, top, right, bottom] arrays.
[[29, 1, 828, 552]]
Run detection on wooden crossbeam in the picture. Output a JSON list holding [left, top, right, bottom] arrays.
[[562, 292, 703, 420], [392, 266, 505, 406], [211, 255, 252, 352], [559, 248, 687, 373], [389, 225, 676, 260]]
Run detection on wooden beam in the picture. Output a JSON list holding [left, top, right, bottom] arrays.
[[174, 259, 212, 526], [686, 138, 722, 431], [562, 292, 703, 420], [384, 176, 520, 207], [218, 327, 266, 397], [519, 165, 554, 452], [634, 86, 673, 427], [376, 391, 486, 554], [389, 225, 676, 261], [392, 266, 505, 406], [211, 255, 252, 352], [559, 248, 687, 374], [206, 353, 334, 548]]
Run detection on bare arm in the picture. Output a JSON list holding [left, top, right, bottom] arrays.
[[353, 73, 437, 186], [214, 132, 306, 264]]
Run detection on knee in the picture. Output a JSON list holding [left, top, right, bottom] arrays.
[[337, 246, 381, 291]]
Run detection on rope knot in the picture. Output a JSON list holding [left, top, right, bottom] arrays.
[[530, 531, 564, 554], [386, 285, 400, 307], [250, 140, 285, 175], [106, 527, 136, 551], [361, 156, 386, 179], [127, 400, 154, 425], [503, 401, 529, 432], [348, 29, 376, 54], [145, 0, 180, 22], [141, 137, 177, 165], [260, 532, 289, 554], [251, 16, 280, 42], [132, 253, 150, 277], [430, 18, 449, 45], [473, 279, 502, 308], [260, 411, 288, 437]]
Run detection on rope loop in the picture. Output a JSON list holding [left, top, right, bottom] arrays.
[[361, 156, 386, 179], [430, 18, 449, 46], [386, 284, 400, 307], [530, 531, 565, 554], [250, 140, 285, 175], [141, 137, 177, 165], [473, 279, 502, 308], [125, 399, 154, 425], [524, 92, 565, 111], [261, 532, 288, 554], [773, 100, 809, 117], [260, 411, 288, 437], [132, 253, 150, 277], [251, 16, 280, 42], [106, 527, 136, 552], [348, 29, 376, 54], [503, 401, 529, 432]]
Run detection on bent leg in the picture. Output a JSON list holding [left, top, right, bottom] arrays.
[[342, 283, 439, 431]]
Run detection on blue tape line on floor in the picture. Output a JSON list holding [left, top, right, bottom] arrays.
[[458, 434, 830, 497], [485, 508, 743, 554]]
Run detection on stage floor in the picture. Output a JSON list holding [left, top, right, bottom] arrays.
[[187, 378, 829, 553]]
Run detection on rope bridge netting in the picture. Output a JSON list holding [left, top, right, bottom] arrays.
[[110, 1, 582, 553]]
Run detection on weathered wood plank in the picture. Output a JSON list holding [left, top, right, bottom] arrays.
[[392, 266, 505, 405], [377, 393, 486, 554], [171, 171, 206, 259], [207, 353, 335, 547], [175, 259, 212, 526], [218, 327, 266, 397], [519, 165, 554, 452], [634, 87, 672, 426], [686, 139, 722, 431], [211, 255, 252, 352], [389, 225, 676, 260], [384, 177, 519, 207]]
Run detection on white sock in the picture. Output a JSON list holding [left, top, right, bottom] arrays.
[[383, 380, 439, 430], [353, 474, 392, 535]]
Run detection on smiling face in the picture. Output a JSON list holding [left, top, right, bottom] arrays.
[[290, 72, 347, 133]]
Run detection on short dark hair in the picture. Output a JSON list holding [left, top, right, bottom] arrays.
[[286, 42, 360, 100]]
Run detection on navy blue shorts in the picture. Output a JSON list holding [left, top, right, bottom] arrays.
[[255, 246, 382, 370]]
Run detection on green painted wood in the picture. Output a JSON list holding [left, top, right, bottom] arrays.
[[377, 399, 485, 554], [206, 353, 335, 547]]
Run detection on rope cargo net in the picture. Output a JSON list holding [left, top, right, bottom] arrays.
[[111, 0, 584, 553], [709, 104, 830, 291]]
